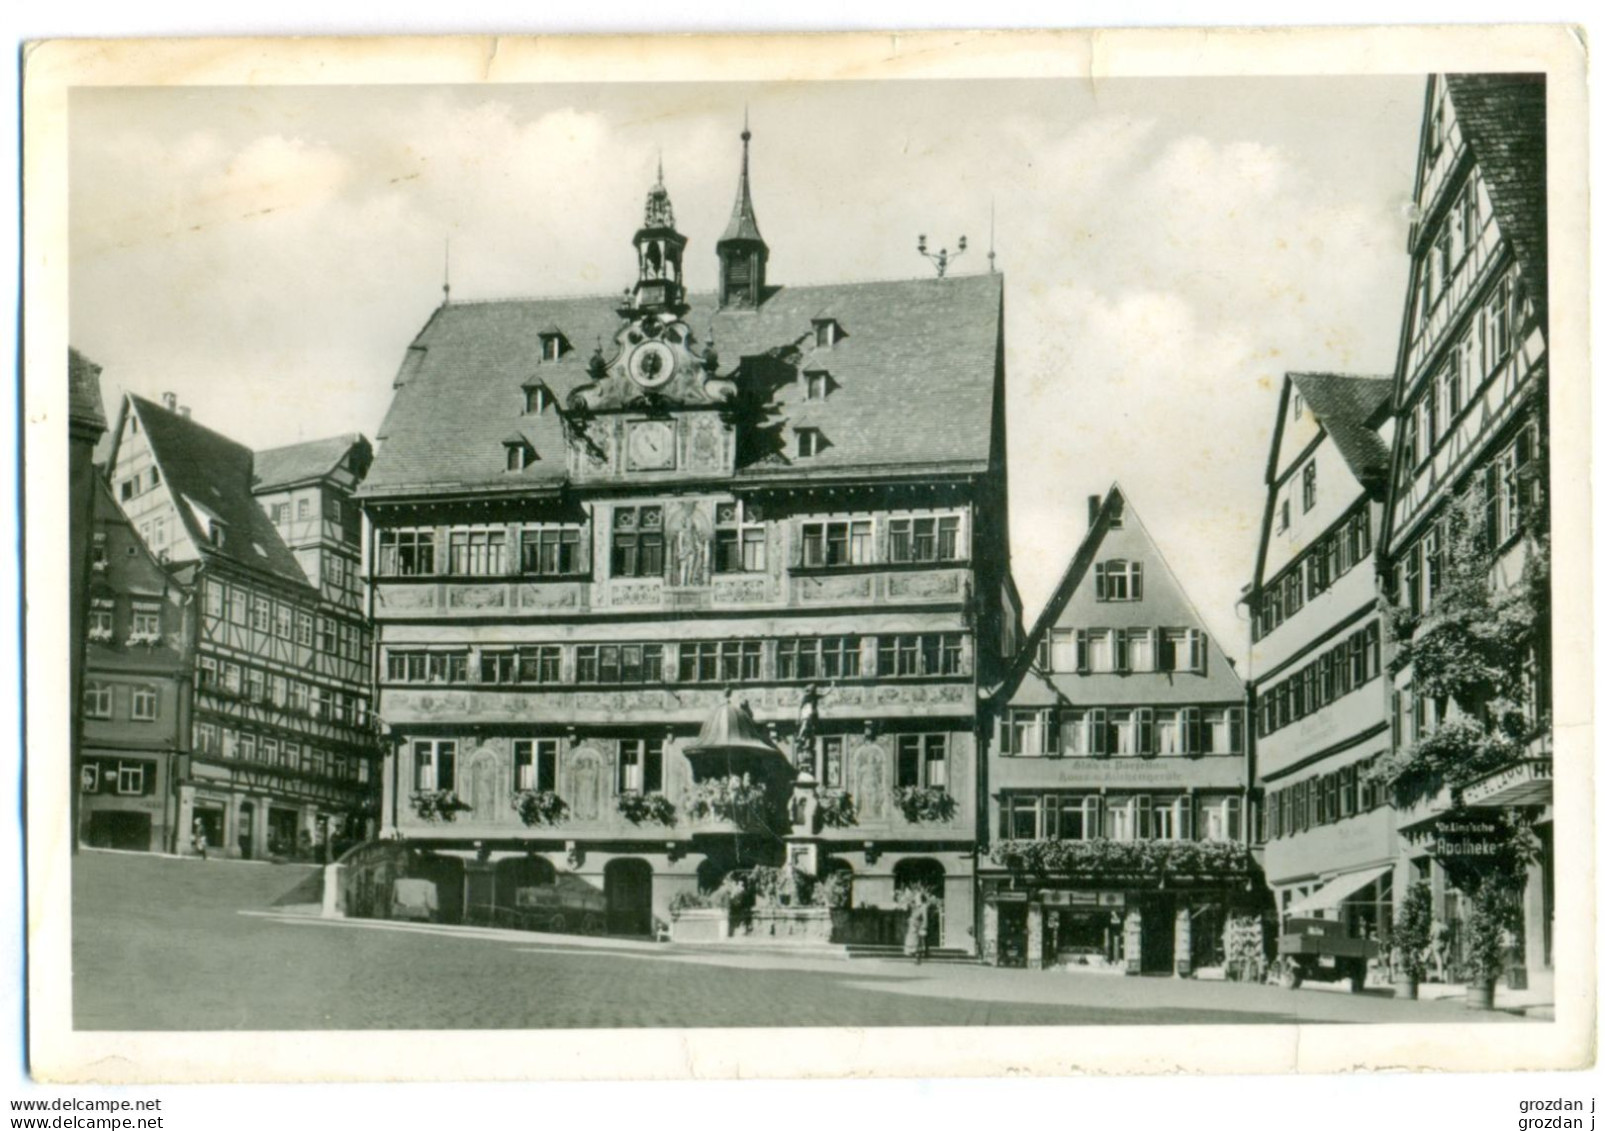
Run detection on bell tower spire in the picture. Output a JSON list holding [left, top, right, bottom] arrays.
[[717, 111, 769, 309], [627, 156, 688, 318]]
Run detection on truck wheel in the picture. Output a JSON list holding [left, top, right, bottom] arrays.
[[582, 913, 604, 936], [548, 913, 567, 934]]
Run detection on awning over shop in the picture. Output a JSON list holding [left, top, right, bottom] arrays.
[[1462, 757, 1552, 808], [1284, 864, 1391, 918]]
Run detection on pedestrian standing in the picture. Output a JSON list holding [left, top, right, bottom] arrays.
[[191, 817, 208, 860]]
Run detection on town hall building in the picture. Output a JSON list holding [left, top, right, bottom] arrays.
[[357, 126, 1017, 947]]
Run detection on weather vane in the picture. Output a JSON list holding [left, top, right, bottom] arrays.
[[917, 232, 967, 278]]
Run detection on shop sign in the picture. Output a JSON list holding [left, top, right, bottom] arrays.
[[1098, 892, 1126, 908], [1039, 890, 1099, 907], [1430, 814, 1508, 860]]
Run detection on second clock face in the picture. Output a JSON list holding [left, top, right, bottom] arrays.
[[627, 420, 677, 470], [628, 340, 676, 389]]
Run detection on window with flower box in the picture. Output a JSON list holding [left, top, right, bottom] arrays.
[[514, 739, 559, 792], [895, 733, 946, 789], [413, 740, 456, 791], [89, 602, 114, 639], [618, 738, 664, 794]]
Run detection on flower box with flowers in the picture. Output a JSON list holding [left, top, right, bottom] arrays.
[[86, 626, 113, 644], [616, 790, 676, 826], [512, 790, 568, 827], [125, 631, 163, 648], [893, 785, 957, 824], [409, 789, 469, 822], [815, 789, 858, 829]]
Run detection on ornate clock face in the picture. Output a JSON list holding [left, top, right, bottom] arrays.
[[627, 340, 676, 390], [627, 420, 676, 470]]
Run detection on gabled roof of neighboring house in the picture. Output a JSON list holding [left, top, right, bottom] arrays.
[[997, 485, 1245, 709], [125, 394, 312, 589], [252, 432, 370, 493], [1287, 372, 1393, 491], [1445, 73, 1548, 324], [69, 348, 106, 432], [362, 272, 1004, 498]]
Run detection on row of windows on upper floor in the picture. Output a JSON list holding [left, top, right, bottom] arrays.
[[265, 495, 359, 545], [202, 579, 370, 662], [1033, 628, 1209, 676], [410, 730, 951, 797], [117, 463, 161, 503], [192, 721, 372, 784], [374, 507, 969, 579], [1400, 271, 1536, 478], [384, 633, 968, 687], [1000, 706, 1244, 758], [1256, 623, 1382, 738], [1251, 509, 1373, 642], [83, 680, 164, 723], [1260, 756, 1386, 842], [197, 656, 369, 728], [81, 758, 156, 798], [1392, 423, 1542, 621], [87, 596, 170, 647], [999, 793, 1244, 845]]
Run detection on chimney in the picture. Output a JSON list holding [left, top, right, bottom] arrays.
[[178, 406, 191, 418], [1087, 495, 1101, 532], [161, 391, 178, 411]]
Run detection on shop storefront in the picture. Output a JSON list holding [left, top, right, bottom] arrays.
[[982, 875, 1263, 975]]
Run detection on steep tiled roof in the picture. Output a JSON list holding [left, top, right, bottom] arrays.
[[999, 485, 1246, 709], [69, 348, 106, 431], [129, 395, 311, 589], [1446, 74, 1548, 322], [1287, 372, 1393, 491], [253, 433, 368, 492], [363, 273, 1003, 497]]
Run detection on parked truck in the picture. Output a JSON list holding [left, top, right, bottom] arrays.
[[1275, 916, 1378, 992]]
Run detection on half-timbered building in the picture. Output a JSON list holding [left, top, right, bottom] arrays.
[[1378, 74, 1551, 986], [1245, 373, 1397, 935], [358, 128, 1014, 947], [103, 394, 380, 859]]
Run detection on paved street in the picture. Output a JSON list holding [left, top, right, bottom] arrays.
[[73, 851, 1527, 1030]]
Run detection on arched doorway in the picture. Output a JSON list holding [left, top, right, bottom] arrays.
[[605, 858, 654, 937], [894, 858, 946, 950], [496, 854, 556, 912]]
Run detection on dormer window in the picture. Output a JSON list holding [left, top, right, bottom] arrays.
[[505, 439, 537, 472], [803, 370, 830, 401], [796, 428, 825, 458], [523, 384, 551, 415], [812, 319, 843, 348], [538, 330, 569, 362], [208, 521, 227, 548]]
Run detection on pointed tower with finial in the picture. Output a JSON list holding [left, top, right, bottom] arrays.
[[627, 155, 689, 318], [717, 110, 769, 309]]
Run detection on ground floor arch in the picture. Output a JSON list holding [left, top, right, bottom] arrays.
[[605, 857, 654, 937]]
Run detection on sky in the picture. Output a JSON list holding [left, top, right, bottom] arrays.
[[69, 76, 1425, 654]]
